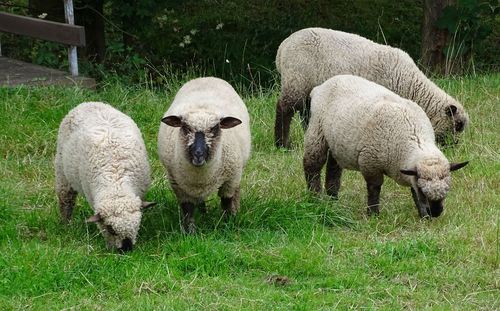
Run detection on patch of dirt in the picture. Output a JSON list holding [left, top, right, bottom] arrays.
[[266, 275, 292, 286]]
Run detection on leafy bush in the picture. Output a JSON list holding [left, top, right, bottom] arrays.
[[105, 0, 424, 85], [437, 0, 499, 73], [1, 0, 498, 85]]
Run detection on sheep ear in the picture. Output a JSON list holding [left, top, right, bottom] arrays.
[[400, 169, 418, 176], [86, 214, 102, 223], [450, 161, 469, 171], [219, 117, 242, 129], [141, 201, 157, 210], [162, 116, 183, 127], [446, 105, 458, 117]]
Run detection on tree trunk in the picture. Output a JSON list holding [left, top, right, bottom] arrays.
[[76, 0, 106, 63], [421, 0, 455, 75]]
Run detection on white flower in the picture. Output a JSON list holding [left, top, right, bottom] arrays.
[[183, 35, 191, 44], [216, 23, 224, 30], [190, 29, 198, 35], [179, 42, 185, 48], [38, 13, 47, 19], [225, 59, 230, 63]]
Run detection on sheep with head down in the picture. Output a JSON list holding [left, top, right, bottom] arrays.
[[303, 75, 468, 218], [275, 27, 469, 148], [55, 102, 155, 252], [158, 77, 251, 233]]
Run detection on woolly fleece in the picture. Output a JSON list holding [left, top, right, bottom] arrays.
[[304, 75, 457, 213], [158, 77, 251, 203], [55, 102, 151, 250], [276, 27, 469, 144]]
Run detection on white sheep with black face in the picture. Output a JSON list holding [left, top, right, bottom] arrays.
[[275, 27, 469, 148], [303, 75, 468, 218], [55, 102, 155, 252], [158, 77, 251, 233]]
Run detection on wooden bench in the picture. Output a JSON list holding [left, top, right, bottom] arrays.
[[0, 0, 95, 88]]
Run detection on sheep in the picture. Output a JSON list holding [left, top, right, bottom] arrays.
[[303, 75, 468, 218], [55, 102, 155, 252], [275, 27, 469, 148], [158, 77, 251, 233]]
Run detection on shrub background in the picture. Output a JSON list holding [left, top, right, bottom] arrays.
[[1, 0, 498, 84]]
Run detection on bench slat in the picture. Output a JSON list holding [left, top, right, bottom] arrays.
[[0, 12, 85, 47]]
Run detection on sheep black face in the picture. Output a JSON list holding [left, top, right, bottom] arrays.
[[189, 131, 209, 166], [162, 115, 242, 167], [428, 199, 443, 217], [86, 200, 156, 252], [401, 160, 468, 218], [436, 104, 469, 145]]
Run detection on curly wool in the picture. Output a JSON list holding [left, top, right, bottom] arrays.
[[158, 77, 251, 203], [55, 102, 151, 249], [276, 27, 469, 140], [304, 75, 455, 207], [416, 158, 452, 201], [94, 193, 142, 248]]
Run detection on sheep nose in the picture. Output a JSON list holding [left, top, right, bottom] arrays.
[[455, 120, 464, 132], [118, 238, 133, 253], [194, 149, 204, 157], [428, 200, 443, 217]]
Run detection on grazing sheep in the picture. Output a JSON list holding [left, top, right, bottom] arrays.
[[158, 77, 251, 233], [275, 27, 469, 148], [303, 75, 468, 218], [55, 102, 155, 252]]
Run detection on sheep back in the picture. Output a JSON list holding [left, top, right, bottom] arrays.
[[277, 27, 468, 142], [56, 101, 151, 207], [308, 75, 441, 185]]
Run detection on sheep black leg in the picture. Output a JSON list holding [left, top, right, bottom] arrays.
[[274, 95, 295, 149], [325, 153, 342, 198], [303, 149, 328, 194], [180, 202, 196, 234], [364, 174, 384, 216], [410, 187, 430, 218], [303, 128, 328, 194], [57, 187, 77, 223], [298, 97, 311, 130], [221, 187, 240, 218]]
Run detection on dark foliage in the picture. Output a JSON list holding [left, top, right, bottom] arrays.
[[0, 0, 498, 85]]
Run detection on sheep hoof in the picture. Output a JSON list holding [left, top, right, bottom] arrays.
[[59, 217, 72, 225], [326, 192, 339, 200], [223, 209, 237, 219], [182, 222, 196, 234], [277, 142, 293, 150], [367, 207, 380, 216]]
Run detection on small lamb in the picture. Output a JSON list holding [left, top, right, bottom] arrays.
[[303, 75, 468, 218], [275, 27, 469, 148], [158, 77, 251, 233], [55, 102, 155, 252]]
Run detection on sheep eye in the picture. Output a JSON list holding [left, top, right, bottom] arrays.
[[181, 125, 191, 135], [210, 125, 220, 135], [106, 225, 117, 236]]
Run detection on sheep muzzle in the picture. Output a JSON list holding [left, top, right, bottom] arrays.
[[189, 132, 209, 166], [427, 200, 443, 217], [119, 238, 133, 253]]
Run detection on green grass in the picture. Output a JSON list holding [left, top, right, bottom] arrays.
[[0, 73, 498, 310]]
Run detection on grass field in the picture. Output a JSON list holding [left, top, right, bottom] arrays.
[[0, 73, 498, 310]]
